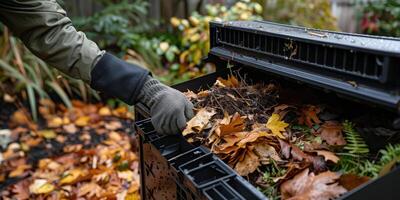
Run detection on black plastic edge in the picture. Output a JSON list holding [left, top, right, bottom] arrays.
[[209, 47, 400, 111], [210, 21, 400, 57]]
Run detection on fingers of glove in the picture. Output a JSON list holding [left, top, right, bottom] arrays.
[[184, 102, 194, 120], [177, 113, 187, 131]]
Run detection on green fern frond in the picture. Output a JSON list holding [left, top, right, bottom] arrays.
[[342, 120, 370, 155], [379, 144, 400, 165]]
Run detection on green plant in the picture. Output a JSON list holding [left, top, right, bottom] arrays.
[[335, 121, 370, 176], [342, 121, 370, 155], [360, 0, 400, 37], [260, 161, 286, 199], [0, 29, 99, 121], [260, 0, 337, 30], [72, 0, 162, 69], [170, 0, 263, 71]]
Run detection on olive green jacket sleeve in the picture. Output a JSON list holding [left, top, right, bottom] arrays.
[[0, 0, 104, 83]]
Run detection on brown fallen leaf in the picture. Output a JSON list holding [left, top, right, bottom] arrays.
[[279, 140, 327, 172], [11, 179, 30, 200], [339, 174, 370, 191], [184, 90, 198, 100], [9, 110, 32, 128], [78, 182, 104, 198], [253, 142, 282, 164], [315, 150, 339, 163], [234, 148, 260, 176], [9, 164, 31, 177], [319, 121, 346, 146], [298, 105, 321, 128], [281, 168, 347, 200], [183, 108, 216, 136], [218, 112, 245, 136]]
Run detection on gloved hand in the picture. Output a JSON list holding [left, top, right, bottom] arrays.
[[138, 76, 194, 135]]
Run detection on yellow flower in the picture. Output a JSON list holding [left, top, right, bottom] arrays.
[[159, 42, 170, 52], [170, 17, 180, 27]]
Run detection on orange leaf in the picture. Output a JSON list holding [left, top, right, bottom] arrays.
[[216, 75, 240, 88], [74, 116, 90, 127], [218, 113, 245, 136]]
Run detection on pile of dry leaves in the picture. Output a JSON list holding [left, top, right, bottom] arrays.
[[182, 75, 372, 200], [0, 100, 139, 200]]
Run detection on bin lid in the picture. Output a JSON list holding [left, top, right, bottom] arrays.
[[208, 21, 400, 111]]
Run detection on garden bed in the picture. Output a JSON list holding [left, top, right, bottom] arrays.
[[0, 100, 140, 199]]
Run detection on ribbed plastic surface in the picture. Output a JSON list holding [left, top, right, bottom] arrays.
[[209, 21, 400, 111], [211, 21, 400, 83], [135, 117, 266, 200]]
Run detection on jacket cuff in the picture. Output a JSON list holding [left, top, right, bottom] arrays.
[[90, 53, 150, 105]]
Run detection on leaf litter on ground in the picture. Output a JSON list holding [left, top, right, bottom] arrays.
[[0, 100, 139, 200]]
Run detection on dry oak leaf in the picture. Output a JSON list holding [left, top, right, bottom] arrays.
[[315, 150, 340, 163], [234, 149, 260, 176], [183, 108, 216, 136], [29, 179, 55, 194], [319, 121, 347, 146], [237, 130, 269, 148], [266, 114, 288, 139], [281, 168, 347, 200], [298, 105, 321, 127], [253, 142, 282, 164], [218, 113, 245, 136]]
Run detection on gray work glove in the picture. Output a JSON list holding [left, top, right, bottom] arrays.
[[138, 76, 194, 135]]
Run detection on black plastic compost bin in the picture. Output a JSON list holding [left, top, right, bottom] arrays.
[[134, 21, 400, 200]]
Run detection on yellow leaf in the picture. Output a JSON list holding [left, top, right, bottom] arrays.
[[29, 179, 55, 194], [99, 107, 112, 116], [48, 117, 63, 128], [37, 130, 57, 139], [75, 116, 90, 127], [60, 168, 85, 185], [266, 114, 288, 139]]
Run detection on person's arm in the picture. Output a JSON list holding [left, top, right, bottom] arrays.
[[0, 0, 193, 134]]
